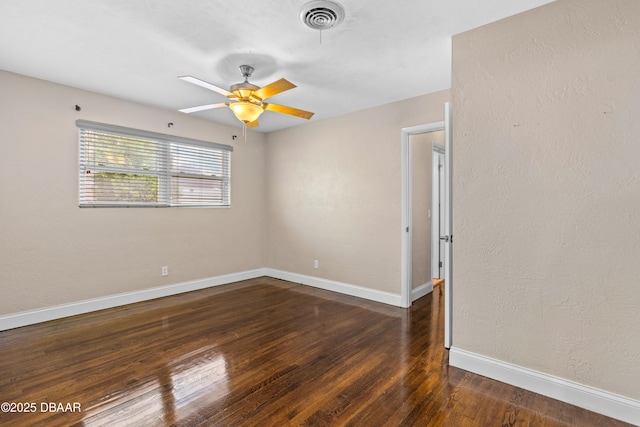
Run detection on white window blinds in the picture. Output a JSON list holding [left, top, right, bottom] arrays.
[[77, 120, 232, 207]]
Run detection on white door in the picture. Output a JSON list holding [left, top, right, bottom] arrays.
[[443, 102, 453, 349]]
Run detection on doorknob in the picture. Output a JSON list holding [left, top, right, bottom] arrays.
[[440, 235, 449, 242]]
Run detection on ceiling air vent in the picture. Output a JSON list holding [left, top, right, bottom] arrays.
[[299, 0, 345, 31]]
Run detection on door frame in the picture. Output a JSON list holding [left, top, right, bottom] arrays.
[[400, 121, 445, 308]]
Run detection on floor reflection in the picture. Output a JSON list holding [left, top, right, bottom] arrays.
[[169, 349, 229, 418]]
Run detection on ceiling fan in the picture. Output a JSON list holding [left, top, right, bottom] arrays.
[[178, 65, 314, 128]]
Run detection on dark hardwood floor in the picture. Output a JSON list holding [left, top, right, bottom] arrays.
[[0, 277, 632, 426]]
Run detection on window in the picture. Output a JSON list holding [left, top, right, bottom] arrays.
[[77, 120, 232, 207]]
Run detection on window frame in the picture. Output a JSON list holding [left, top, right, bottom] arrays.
[[77, 120, 233, 208]]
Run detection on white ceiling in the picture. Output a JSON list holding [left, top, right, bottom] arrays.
[[0, 0, 555, 133]]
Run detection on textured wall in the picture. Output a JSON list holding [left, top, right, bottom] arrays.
[[0, 71, 267, 315], [452, 0, 640, 399], [266, 91, 449, 294]]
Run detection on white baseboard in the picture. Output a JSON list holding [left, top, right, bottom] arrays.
[[1, 269, 408, 332], [265, 268, 402, 306], [411, 281, 433, 301], [449, 347, 640, 426], [0, 268, 267, 331]]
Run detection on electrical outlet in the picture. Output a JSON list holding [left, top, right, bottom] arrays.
[[314, 260, 319, 269], [161, 266, 168, 276]]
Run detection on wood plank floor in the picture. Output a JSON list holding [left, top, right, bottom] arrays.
[[0, 277, 632, 426]]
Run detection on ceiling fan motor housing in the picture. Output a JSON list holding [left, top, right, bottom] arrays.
[[230, 82, 260, 97], [230, 65, 261, 101]]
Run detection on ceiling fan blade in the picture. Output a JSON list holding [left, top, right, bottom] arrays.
[[246, 119, 259, 128], [179, 103, 227, 114], [253, 78, 296, 100], [178, 75, 232, 97], [264, 103, 314, 120]]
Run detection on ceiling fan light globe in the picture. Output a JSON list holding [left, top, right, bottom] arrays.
[[230, 101, 264, 124]]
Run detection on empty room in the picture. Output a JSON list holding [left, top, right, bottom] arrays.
[[0, 0, 638, 426]]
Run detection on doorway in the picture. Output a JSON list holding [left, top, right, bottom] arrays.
[[409, 132, 445, 300], [401, 122, 444, 309], [401, 102, 452, 348]]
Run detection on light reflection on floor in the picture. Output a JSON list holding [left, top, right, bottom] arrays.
[[79, 345, 229, 426]]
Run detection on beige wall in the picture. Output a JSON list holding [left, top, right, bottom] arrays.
[[452, 0, 640, 400], [411, 132, 432, 289], [0, 70, 267, 315], [266, 91, 449, 294]]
